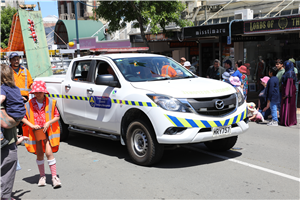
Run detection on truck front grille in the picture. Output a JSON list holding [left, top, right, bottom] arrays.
[[186, 94, 236, 117]]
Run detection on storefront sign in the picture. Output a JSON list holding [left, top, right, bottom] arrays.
[[221, 36, 265, 42], [184, 23, 229, 38], [244, 15, 300, 33], [169, 41, 198, 48]]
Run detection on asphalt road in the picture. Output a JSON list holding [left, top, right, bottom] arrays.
[[12, 121, 299, 199]]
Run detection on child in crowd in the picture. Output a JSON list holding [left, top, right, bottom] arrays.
[[247, 102, 264, 123], [237, 65, 249, 101], [22, 80, 62, 188], [0, 64, 26, 148], [263, 67, 280, 126], [229, 76, 244, 97], [222, 72, 231, 84], [257, 76, 271, 119]]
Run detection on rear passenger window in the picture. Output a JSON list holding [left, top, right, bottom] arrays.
[[72, 61, 91, 82]]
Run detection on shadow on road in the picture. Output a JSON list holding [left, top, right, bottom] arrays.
[[64, 132, 242, 168], [12, 189, 31, 200], [22, 174, 61, 186]]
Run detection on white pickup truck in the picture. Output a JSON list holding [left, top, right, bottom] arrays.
[[36, 53, 249, 166]]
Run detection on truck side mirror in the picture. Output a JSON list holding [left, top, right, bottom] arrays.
[[95, 74, 119, 87]]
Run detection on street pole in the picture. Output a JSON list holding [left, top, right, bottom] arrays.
[[74, 1, 80, 57]]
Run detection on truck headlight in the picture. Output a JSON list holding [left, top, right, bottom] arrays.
[[236, 88, 244, 107], [147, 94, 191, 113]]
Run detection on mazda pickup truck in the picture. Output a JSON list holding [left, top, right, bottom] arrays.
[[35, 53, 249, 166]]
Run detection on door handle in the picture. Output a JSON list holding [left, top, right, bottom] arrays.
[[65, 84, 71, 89], [87, 88, 94, 93]]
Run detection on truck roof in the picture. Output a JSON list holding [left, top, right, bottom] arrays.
[[80, 53, 167, 60]]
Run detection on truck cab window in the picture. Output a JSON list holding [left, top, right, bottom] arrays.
[[72, 61, 91, 82]]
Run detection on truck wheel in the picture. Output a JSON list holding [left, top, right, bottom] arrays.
[[204, 136, 238, 152], [58, 118, 69, 142], [126, 120, 164, 166]]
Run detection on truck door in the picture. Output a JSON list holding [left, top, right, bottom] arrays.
[[62, 60, 95, 126], [83, 60, 119, 134]]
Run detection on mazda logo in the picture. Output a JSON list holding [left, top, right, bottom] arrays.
[[215, 99, 224, 110]]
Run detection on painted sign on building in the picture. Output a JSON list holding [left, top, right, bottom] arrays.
[[244, 15, 300, 34]]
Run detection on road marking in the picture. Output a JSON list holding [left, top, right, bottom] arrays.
[[185, 146, 300, 183]]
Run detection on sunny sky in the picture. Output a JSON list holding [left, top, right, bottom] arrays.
[[25, 0, 58, 18]]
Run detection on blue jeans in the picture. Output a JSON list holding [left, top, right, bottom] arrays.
[[270, 102, 278, 122]]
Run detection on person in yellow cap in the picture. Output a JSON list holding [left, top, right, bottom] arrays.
[[9, 52, 33, 102]]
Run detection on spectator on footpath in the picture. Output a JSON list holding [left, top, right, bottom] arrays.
[[206, 59, 225, 80], [257, 76, 271, 119], [9, 52, 33, 137], [263, 67, 280, 126], [229, 76, 243, 97], [276, 59, 285, 92], [235, 60, 243, 70], [224, 60, 235, 75], [222, 72, 231, 84], [247, 102, 264, 123], [280, 60, 297, 126], [237, 65, 249, 101], [244, 63, 251, 76], [9, 52, 33, 102], [289, 58, 299, 109], [21, 81, 62, 188], [180, 57, 186, 66], [1, 64, 26, 148], [183, 61, 196, 74], [1, 106, 20, 200]]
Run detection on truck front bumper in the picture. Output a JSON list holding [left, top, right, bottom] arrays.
[[148, 103, 249, 144]]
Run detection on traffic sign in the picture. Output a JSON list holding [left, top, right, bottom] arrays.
[[227, 36, 231, 45]]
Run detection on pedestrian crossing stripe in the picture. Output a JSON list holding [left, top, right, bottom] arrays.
[[164, 108, 247, 128], [46, 94, 157, 107]]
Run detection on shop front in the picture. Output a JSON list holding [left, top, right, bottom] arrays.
[[184, 22, 242, 76], [238, 14, 300, 92]]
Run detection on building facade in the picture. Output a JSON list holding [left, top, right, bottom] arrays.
[[130, 0, 300, 92], [57, 0, 99, 21], [1, 0, 24, 10]]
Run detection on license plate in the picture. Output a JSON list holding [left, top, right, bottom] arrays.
[[212, 126, 231, 137]]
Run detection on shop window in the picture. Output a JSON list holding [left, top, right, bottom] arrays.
[[292, 9, 298, 14], [207, 19, 213, 25], [213, 18, 220, 24], [197, 20, 204, 26], [270, 12, 277, 17], [253, 14, 259, 19], [280, 10, 291, 16], [221, 17, 228, 23]]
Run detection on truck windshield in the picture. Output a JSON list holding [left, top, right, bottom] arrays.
[[112, 57, 195, 82]]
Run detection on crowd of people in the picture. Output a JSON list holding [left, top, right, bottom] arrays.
[[1, 53, 62, 200], [204, 58, 298, 127]]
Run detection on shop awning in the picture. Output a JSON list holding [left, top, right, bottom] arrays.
[[54, 20, 106, 45]]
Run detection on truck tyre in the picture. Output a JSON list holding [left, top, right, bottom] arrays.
[[126, 120, 164, 166], [204, 136, 238, 152], [58, 118, 69, 142]]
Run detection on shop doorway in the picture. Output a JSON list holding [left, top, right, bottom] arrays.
[[200, 42, 220, 77]]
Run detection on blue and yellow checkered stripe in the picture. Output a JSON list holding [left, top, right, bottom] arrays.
[[165, 109, 248, 128], [47, 94, 89, 101], [46, 94, 157, 107]]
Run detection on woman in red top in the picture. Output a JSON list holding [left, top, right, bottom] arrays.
[[22, 80, 62, 188]]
